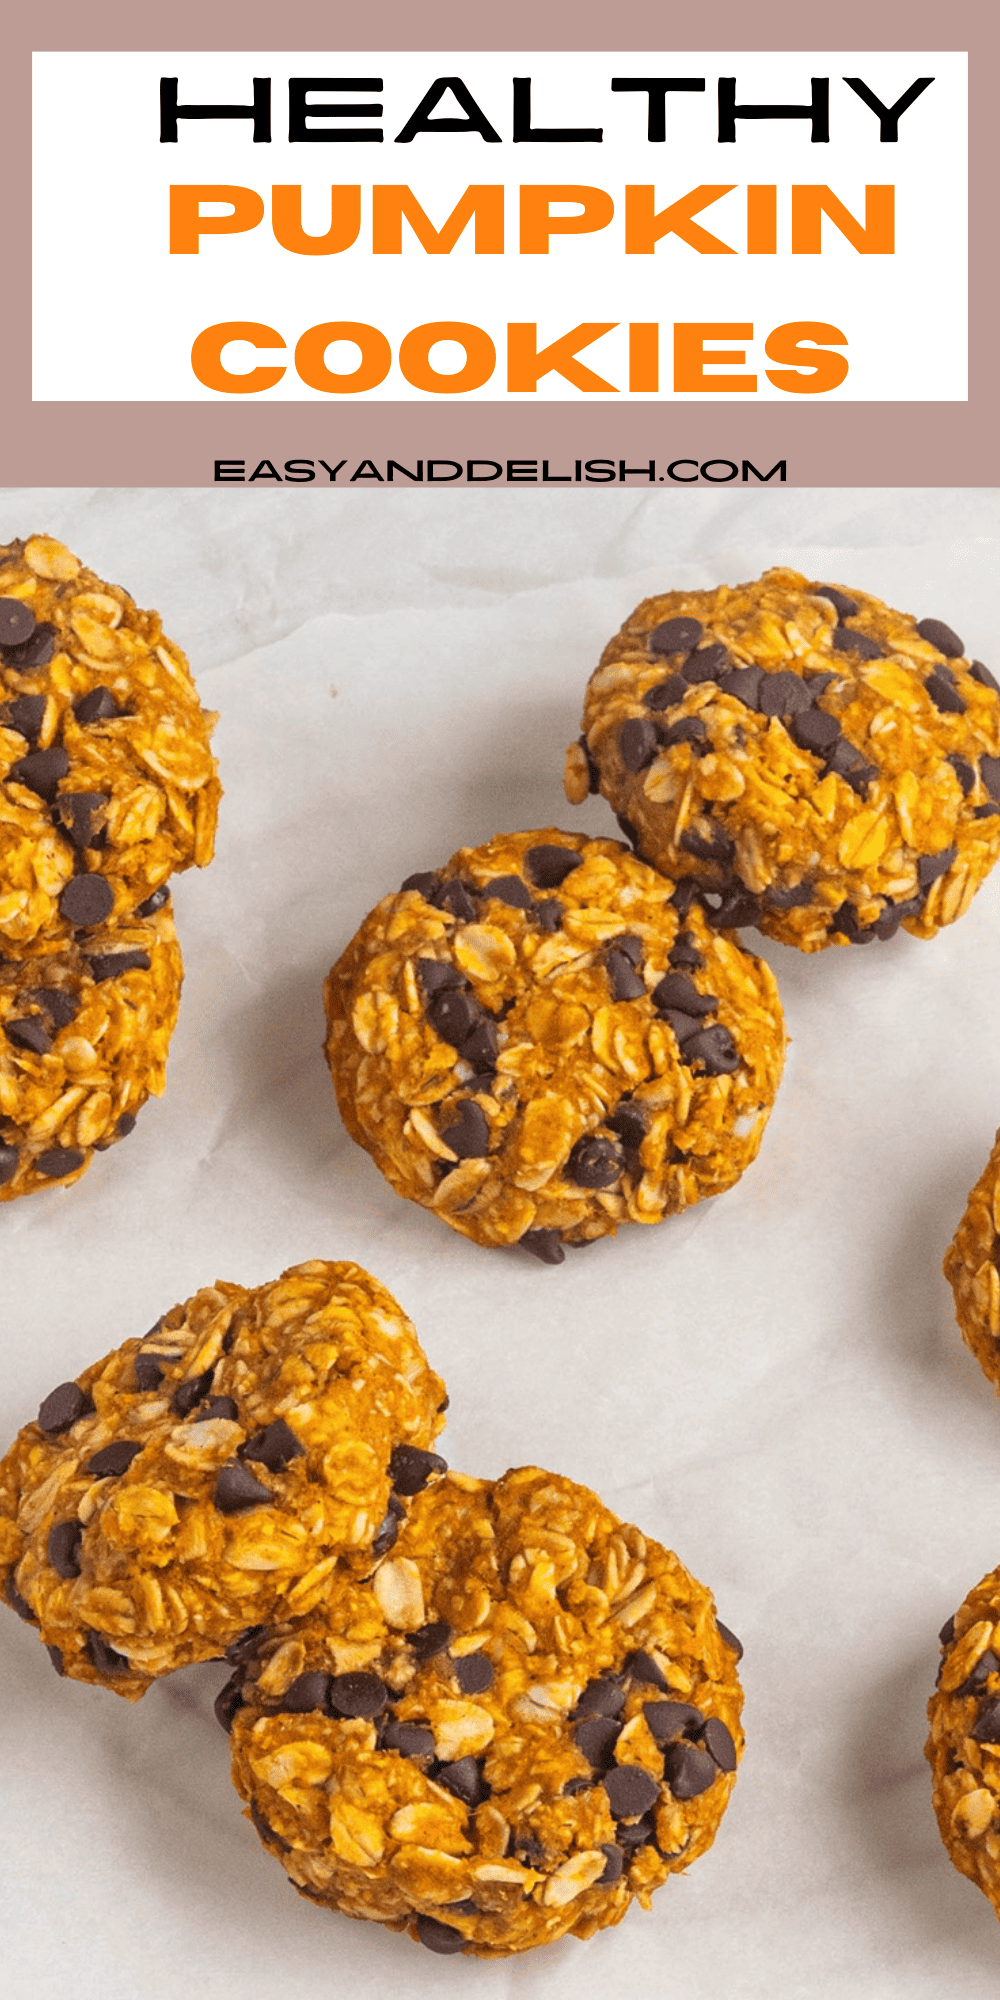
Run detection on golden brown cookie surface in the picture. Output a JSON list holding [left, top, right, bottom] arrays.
[[0, 1262, 447, 1698], [0, 534, 220, 947], [944, 1128, 1000, 1391], [324, 830, 784, 1259], [567, 568, 1000, 952], [225, 1467, 744, 1958], [927, 1574, 1000, 1916]]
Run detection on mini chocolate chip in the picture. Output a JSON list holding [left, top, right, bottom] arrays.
[[3, 622, 56, 670], [86, 949, 152, 983], [832, 626, 883, 660], [371, 1508, 401, 1558], [576, 733, 600, 793], [680, 825, 735, 866], [328, 1672, 389, 1718], [566, 1134, 624, 1189], [616, 1812, 657, 1849], [603, 948, 645, 1002], [0, 1142, 17, 1185], [9, 746, 69, 802], [524, 844, 583, 889], [657, 715, 709, 749], [871, 898, 918, 943], [431, 878, 477, 922], [59, 874, 115, 927], [830, 901, 877, 944], [643, 674, 688, 710], [938, 1615, 956, 1648], [383, 1719, 437, 1759], [0, 694, 46, 743], [598, 1842, 625, 1883], [535, 898, 563, 932], [704, 885, 761, 929], [979, 755, 1000, 802], [416, 957, 465, 996], [5, 1579, 36, 1624], [250, 1802, 289, 1852], [648, 616, 702, 656], [224, 1624, 269, 1666], [427, 987, 480, 1051], [955, 1649, 1000, 1699], [214, 1675, 245, 1733], [47, 1520, 83, 1578], [644, 1701, 704, 1744], [576, 1675, 627, 1718], [614, 813, 639, 848], [757, 670, 813, 717], [765, 880, 815, 909], [401, 870, 438, 896], [133, 1352, 173, 1392], [976, 801, 1000, 819], [612, 929, 644, 964], [814, 585, 858, 618], [74, 685, 121, 724], [790, 708, 840, 755], [917, 847, 957, 888], [33, 988, 80, 1031], [702, 1717, 738, 1771], [0, 599, 36, 646], [684, 1023, 740, 1075], [948, 754, 976, 794], [825, 738, 877, 795], [171, 1368, 215, 1416], [651, 971, 716, 1017], [662, 1741, 717, 1798], [47, 1645, 65, 1676], [85, 1440, 142, 1478], [453, 1653, 494, 1695], [970, 660, 1000, 694], [193, 1396, 240, 1423], [462, 1019, 500, 1072], [436, 1757, 489, 1807], [972, 1700, 1000, 1744], [86, 1630, 129, 1675], [213, 1463, 273, 1514], [5, 1016, 52, 1055], [718, 665, 762, 708], [57, 793, 108, 850], [603, 1764, 659, 1819], [37, 1146, 85, 1178], [444, 1899, 480, 1916], [135, 885, 170, 918], [514, 1836, 547, 1865], [409, 1619, 454, 1662], [520, 1228, 565, 1264], [482, 873, 533, 910], [243, 1418, 304, 1472], [917, 617, 964, 657], [671, 881, 703, 917], [415, 1916, 469, 1956], [440, 1099, 489, 1159], [925, 673, 966, 715], [624, 1649, 669, 1690], [576, 1715, 622, 1770], [619, 716, 659, 772], [683, 642, 730, 682], [390, 1445, 447, 1496], [38, 1380, 94, 1434], [803, 670, 839, 694], [668, 931, 703, 970], [606, 1101, 647, 1152]]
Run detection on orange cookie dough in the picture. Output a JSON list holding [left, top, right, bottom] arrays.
[[0, 892, 182, 1198], [566, 569, 1000, 952], [223, 1466, 744, 1958], [943, 1127, 1000, 1391], [324, 830, 784, 1262], [927, 1574, 1000, 1917], [0, 534, 220, 947], [0, 1263, 447, 1698]]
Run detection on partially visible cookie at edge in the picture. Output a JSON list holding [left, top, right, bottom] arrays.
[[927, 1571, 1000, 1917], [943, 1127, 1000, 1391]]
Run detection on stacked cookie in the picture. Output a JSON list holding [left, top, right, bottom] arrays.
[[0, 534, 220, 1196], [0, 1261, 742, 1959]]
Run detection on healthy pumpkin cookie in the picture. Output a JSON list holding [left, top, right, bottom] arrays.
[[221, 1466, 744, 1958], [0, 533, 220, 947], [324, 830, 784, 1262], [927, 1575, 1000, 1916], [0, 1262, 447, 1698], [566, 568, 1000, 952], [943, 1128, 1000, 1392], [0, 890, 182, 1198]]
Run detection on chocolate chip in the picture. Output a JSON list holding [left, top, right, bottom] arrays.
[[383, 1719, 436, 1759], [535, 898, 563, 932], [938, 1616, 956, 1648], [401, 870, 437, 896], [440, 1099, 489, 1159], [598, 1843, 625, 1883], [56, 793, 108, 851], [133, 1351, 173, 1392], [250, 1803, 289, 1852], [802, 670, 838, 694], [615, 1812, 657, 1849], [436, 1757, 489, 1807], [47, 1520, 83, 1578], [606, 1101, 647, 1152], [615, 813, 639, 848], [524, 844, 583, 889], [832, 627, 883, 660], [926, 673, 966, 715], [790, 708, 840, 755], [462, 1019, 500, 1072], [452, 1652, 494, 1695], [680, 824, 735, 866], [86, 949, 152, 983], [955, 1649, 1000, 1699], [972, 1700, 1000, 1744], [193, 1396, 240, 1424], [684, 1024, 739, 1075], [668, 931, 703, 970], [917, 847, 957, 888], [603, 1765, 659, 1818], [702, 1717, 737, 1771], [814, 585, 858, 618], [643, 675, 687, 710], [979, 755, 1000, 802], [970, 660, 1000, 695], [977, 801, 1000, 819], [651, 972, 716, 1018], [825, 738, 877, 796], [0, 695, 46, 743], [482, 873, 533, 910], [214, 1674, 245, 1733], [59, 874, 115, 927], [520, 1228, 565, 1264], [171, 1368, 215, 1417], [576, 1716, 622, 1770], [243, 1419, 304, 1472], [86, 1630, 129, 1675], [648, 616, 702, 656], [619, 716, 659, 772], [662, 1742, 717, 1798], [765, 881, 814, 909], [513, 1836, 547, 1864], [390, 1445, 447, 1496], [3, 622, 56, 670], [224, 1624, 268, 1666], [37, 1146, 85, 1178], [917, 617, 964, 657], [416, 957, 465, 996], [683, 642, 730, 682], [566, 1134, 624, 1189], [0, 1142, 17, 1185], [576, 1675, 627, 1718], [84, 1440, 142, 1478], [213, 1463, 273, 1514], [5, 1579, 36, 1624], [135, 884, 170, 918], [703, 885, 761, 929], [718, 666, 762, 708], [831, 901, 876, 944], [644, 1701, 704, 1744], [431, 879, 477, 922], [624, 1649, 669, 1690], [443, 1899, 480, 1916], [605, 950, 645, 1002], [757, 670, 812, 717], [575, 733, 600, 793], [328, 1672, 389, 1719], [9, 746, 69, 802], [415, 1916, 469, 1956], [409, 1619, 454, 1662], [0, 599, 36, 646], [38, 1380, 94, 1434], [33, 988, 80, 1031], [427, 987, 480, 1050], [74, 685, 121, 724], [371, 1507, 401, 1558], [948, 754, 976, 794], [5, 1016, 52, 1055]]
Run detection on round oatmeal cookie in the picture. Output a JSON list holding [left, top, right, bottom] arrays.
[[566, 567, 1000, 952], [927, 1574, 1000, 1917], [324, 829, 784, 1262], [0, 890, 182, 1199], [943, 1127, 1000, 1392], [0, 533, 220, 948], [0, 1262, 447, 1698], [222, 1465, 744, 1959]]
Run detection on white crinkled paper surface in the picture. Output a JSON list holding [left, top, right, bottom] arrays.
[[0, 485, 999, 1999]]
